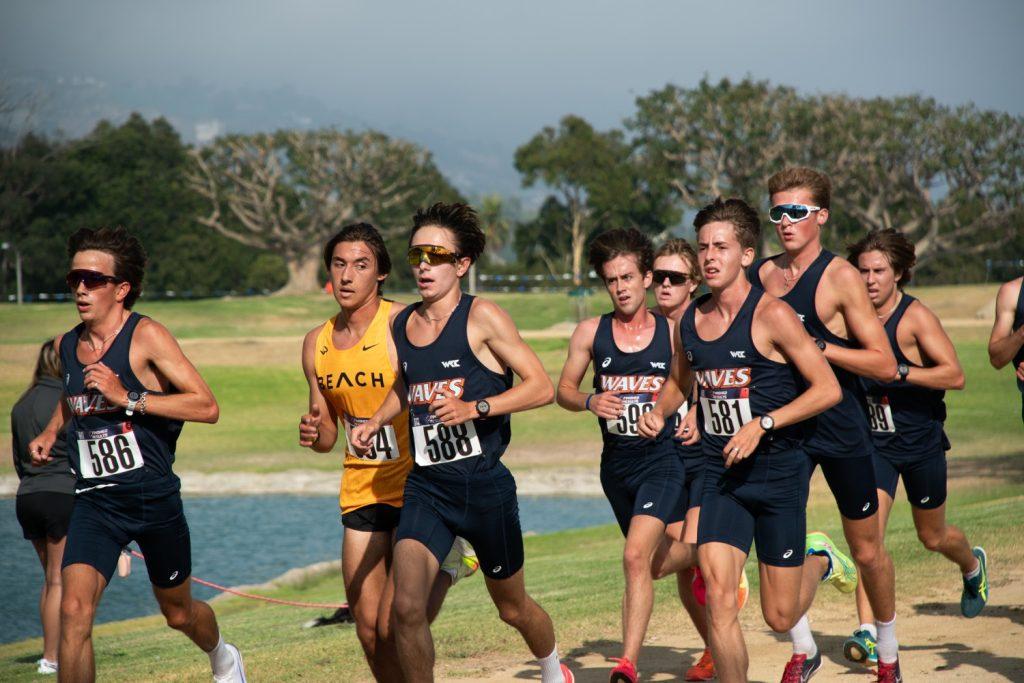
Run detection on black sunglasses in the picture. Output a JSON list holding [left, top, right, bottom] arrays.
[[652, 269, 690, 286], [66, 269, 124, 290]]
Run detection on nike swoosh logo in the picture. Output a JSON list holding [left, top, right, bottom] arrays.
[[362, 344, 379, 351]]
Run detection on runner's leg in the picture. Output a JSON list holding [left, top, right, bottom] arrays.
[[621, 514, 670, 664], [912, 503, 977, 572], [698, 542, 747, 683], [484, 568, 557, 658], [391, 538, 442, 683], [58, 564, 106, 682], [855, 490, 894, 626], [33, 536, 66, 665], [344, 528, 404, 681]]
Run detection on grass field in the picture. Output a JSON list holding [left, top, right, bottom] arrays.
[[0, 472, 1020, 681], [1, 284, 1019, 474]]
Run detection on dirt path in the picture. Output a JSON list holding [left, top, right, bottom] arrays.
[[453, 571, 1024, 682]]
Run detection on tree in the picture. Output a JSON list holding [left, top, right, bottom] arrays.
[[188, 128, 460, 294], [514, 115, 677, 317], [477, 194, 513, 266]]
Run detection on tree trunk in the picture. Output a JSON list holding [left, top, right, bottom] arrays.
[[274, 246, 323, 296], [571, 211, 587, 321]]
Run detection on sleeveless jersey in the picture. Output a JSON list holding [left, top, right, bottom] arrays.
[[861, 295, 947, 459], [314, 300, 412, 513], [1014, 280, 1024, 383], [393, 294, 513, 477], [680, 289, 802, 458], [591, 312, 674, 454], [749, 250, 871, 457], [59, 313, 183, 499]]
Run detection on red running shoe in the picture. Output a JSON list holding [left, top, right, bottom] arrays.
[[780, 651, 821, 682], [609, 657, 638, 683], [876, 659, 903, 682], [560, 662, 575, 683], [685, 647, 715, 681]]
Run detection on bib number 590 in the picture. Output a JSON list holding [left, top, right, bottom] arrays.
[[606, 401, 654, 436]]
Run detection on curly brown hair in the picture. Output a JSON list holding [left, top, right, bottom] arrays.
[[847, 228, 917, 288], [67, 226, 148, 308]]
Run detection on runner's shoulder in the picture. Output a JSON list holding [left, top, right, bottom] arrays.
[[753, 292, 801, 329], [996, 276, 1024, 308], [900, 297, 941, 334], [132, 316, 177, 347], [467, 295, 517, 333], [385, 299, 408, 326], [568, 315, 602, 347], [821, 254, 862, 288]]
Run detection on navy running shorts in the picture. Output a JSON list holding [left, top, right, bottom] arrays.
[[62, 490, 191, 588], [698, 447, 809, 567], [600, 441, 686, 537], [873, 450, 947, 510], [396, 465, 523, 580], [807, 449, 880, 520], [682, 452, 705, 512], [341, 503, 402, 532]]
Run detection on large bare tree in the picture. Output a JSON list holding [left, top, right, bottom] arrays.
[[188, 128, 455, 294]]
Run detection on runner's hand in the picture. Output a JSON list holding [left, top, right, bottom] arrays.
[[298, 404, 322, 448], [587, 391, 624, 420], [637, 409, 665, 439], [676, 407, 700, 446], [28, 430, 57, 466], [722, 420, 765, 467], [1017, 361, 1024, 382], [82, 362, 128, 408], [429, 393, 477, 426], [349, 418, 379, 455]]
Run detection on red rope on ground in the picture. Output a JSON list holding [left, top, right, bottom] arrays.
[[128, 550, 347, 610]]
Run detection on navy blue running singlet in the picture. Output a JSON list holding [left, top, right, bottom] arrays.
[[393, 295, 513, 476], [862, 295, 948, 459], [59, 313, 183, 498], [591, 312, 674, 453], [680, 289, 803, 458], [749, 250, 871, 457]]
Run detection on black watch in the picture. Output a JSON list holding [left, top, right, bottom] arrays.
[[475, 399, 491, 417], [896, 363, 910, 382], [815, 338, 827, 352]]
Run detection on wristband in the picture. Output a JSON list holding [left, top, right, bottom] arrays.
[[584, 394, 594, 411]]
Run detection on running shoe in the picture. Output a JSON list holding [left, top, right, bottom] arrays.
[[685, 647, 715, 681], [213, 643, 246, 683], [876, 659, 903, 682], [805, 531, 857, 594], [843, 629, 878, 665], [960, 546, 988, 618], [441, 536, 479, 584], [36, 658, 57, 675], [780, 651, 821, 682], [738, 564, 750, 610], [561, 663, 575, 683], [692, 567, 707, 606], [609, 656, 638, 683]]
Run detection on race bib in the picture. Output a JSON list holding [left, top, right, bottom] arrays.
[[345, 416, 400, 462], [76, 423, 144, 479], [866, 396, 896, 434], [411, 413, 483, 466], [700, 389, 753, 437], [605, 394, 656, 436], [673, 400, 690, 431]]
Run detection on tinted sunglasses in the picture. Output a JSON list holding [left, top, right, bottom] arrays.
[[768, 203, 821, 224], [407, 245, 461, 267], [652, 269, 690, 286], [66, 269, 124, 290]]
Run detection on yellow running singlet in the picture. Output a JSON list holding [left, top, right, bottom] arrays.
[[314, 300, 412, 514]]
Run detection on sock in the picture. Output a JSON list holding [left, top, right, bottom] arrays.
[[875, 617, 898, 664], [206, 635, 234, 677], [538, 646, 563, 683], [860, 622, 878, 640], [788, 615, 817, 658], [964, 560, 981, 579]]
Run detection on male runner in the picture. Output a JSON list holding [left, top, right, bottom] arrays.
[[840, 229, 988, 666], [28, 227, 245, 682], [649, 238, 749, 681], [350, 202, 572, 683], [987, 275, 1024, 423], [297, 223, 476, 680], [643, 197, 841, 683], [557, 228, 690, 682], [749, 167, 900, 681]]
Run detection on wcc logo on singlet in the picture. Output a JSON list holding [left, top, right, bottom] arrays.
[[408, 378, 466, 405], [66, 392, 120, 416]]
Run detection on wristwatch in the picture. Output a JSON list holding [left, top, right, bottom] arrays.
[[814, 338, 827, 352], [126, 391, 142, 416], [475, 399, 491, 418], [896, 363, 910, 382], [759, 414, 775, 432]]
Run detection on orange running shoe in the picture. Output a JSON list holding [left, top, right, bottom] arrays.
[[609, 657, 638, 683], [738, 564, 750, 610], [693, 566, 750, 609], [685, 647, 715, 681]]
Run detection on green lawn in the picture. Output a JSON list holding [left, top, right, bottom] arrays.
[[1, 477, 1019, 682]]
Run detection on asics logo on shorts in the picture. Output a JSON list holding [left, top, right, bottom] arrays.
[[492, 565, 502, 573], [783, 549, 794, 559], [642, 501, 654, 509], [920, 496, 930, 504], [169, 571, 179, 581], [862, 502, 871, 512]]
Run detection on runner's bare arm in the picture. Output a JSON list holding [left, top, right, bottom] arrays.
[[102, 319, 220, 423], [350, 378, 407, 453], [903, 303, 965, 391], [988, 279, 1024, 369], [821, 262, 897, 381], [556, 317, 598, 411], [641, 322, 692, 439], [300, 328, 339, 452]]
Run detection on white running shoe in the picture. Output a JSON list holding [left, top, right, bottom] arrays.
[[441, 536, 480, 584], [36, 658, 58, 675], [212, 643, 246, 683]]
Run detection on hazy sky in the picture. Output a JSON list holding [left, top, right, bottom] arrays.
[[2, 0, 1022, 194]]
